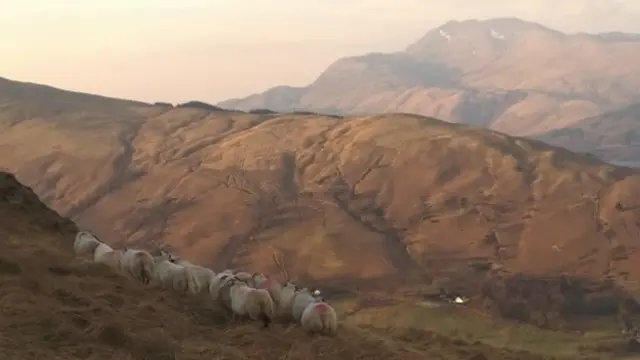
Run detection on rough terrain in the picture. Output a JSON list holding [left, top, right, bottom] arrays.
[[2, 171, 572, 360], [219, 18, 640, 160]]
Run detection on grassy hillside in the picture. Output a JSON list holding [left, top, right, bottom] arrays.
[[0, 170, 576, 360]]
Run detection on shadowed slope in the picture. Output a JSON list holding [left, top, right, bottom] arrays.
[[535, 103, 640, 163]]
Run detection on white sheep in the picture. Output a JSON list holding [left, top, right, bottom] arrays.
[[226, 278, 276, 328], [120, 248, 156, 285], [233, 270, 253, 283], [92, 241, 114, 261], [73, 231, 102, 260], [152, 252, 202, 295], [275, 281, 298, 321], [94, 249, 125, 274], [293, 288, 338, 335], [300, 300, 337, 335], [172, 258, 216, 292], [210, 271, 237, 315], [291, 287, 316, 322], [252, 273, 284, 316], [209, 271, 235, 301]]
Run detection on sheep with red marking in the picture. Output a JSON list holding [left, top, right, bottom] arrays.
[[292, 287, 338, 335], [252, 273, 288, 318]]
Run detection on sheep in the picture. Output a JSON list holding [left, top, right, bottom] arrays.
[[300, 300, 338, 335], [219, 269, 234, 276], [209, 271, 236, 303], [150, 249, 175, 259], [292, 288, 338, 335], [92, 241, 114, 261], [214, 274, 237, 314], [291, 287, 317, 322], [226, 278, 276, 328], [152, 252, 202, 295], [120, 248, 157, 285], [94, 249, 125, 273], [275, 281, 298, 321], [73, 231, 102, 260], [252, 273, 284, 316], [91, 241, 122, 272], [172, 258, 216, 292], [252, 272, 279, 289], [234, 271, 253, 283]]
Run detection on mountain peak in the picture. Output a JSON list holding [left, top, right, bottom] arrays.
[[442, 17, 557, 32], [407, 17, 564, 55]]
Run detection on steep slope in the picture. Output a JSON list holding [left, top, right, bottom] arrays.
[[535, 103, 640, 164], [3, 171, 564, 360], [218, 17, 640, 140], [3, 77, 640, 299]]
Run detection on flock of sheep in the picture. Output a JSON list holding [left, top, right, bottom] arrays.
[[72, 231, 338, 335]]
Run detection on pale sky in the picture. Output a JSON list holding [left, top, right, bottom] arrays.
[[2, 0, 640, 104]]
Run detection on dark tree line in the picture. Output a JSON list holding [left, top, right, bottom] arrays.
[[479, 274, 640, 329]]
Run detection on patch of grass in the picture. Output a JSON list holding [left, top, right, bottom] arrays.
[[339, 299, 621, 357]]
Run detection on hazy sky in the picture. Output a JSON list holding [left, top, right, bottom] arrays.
[[2, 0, 640, 104]]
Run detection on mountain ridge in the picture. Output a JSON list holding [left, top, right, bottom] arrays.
[[218, 17, 640, 160]]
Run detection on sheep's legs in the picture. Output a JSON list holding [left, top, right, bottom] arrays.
[[227, 312, 239, 325], [76, 258, 92, 266]]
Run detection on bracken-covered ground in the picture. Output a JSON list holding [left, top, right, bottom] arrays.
[[0, 171, 573, 360]]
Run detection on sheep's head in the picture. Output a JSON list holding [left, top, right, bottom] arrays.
[[235, 272, 252, 280], [226, 278, 241, 287], [283, 281, 297, 290], [150, 249, 163, 256], [152, 251, 174, 262], [252, 272, 266, 280]]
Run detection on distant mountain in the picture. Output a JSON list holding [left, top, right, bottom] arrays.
[[219, 17, 640, 141], [586, 32, 640, 42], [535, 103, 640, 162]]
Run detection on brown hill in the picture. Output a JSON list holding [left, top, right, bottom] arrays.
[[535, 103, 640, 163], [3, 75, 640, 292], [2, 172, 566, 360], [218, 17, 640, 141]]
